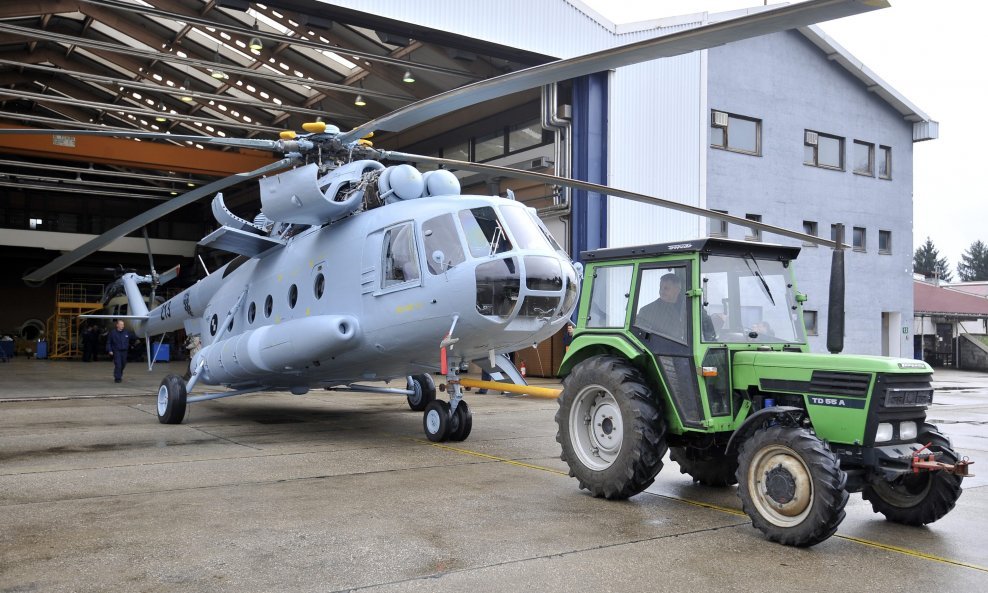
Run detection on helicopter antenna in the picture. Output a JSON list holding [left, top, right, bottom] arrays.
[[198, 255, 211, 276]]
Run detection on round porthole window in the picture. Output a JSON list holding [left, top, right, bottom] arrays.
[[209, 314, 218, 336], [288, 284, 298, 309], [247, 302, 256, 324], [314, 273, 325, 299], [264, 295, 273, 318]]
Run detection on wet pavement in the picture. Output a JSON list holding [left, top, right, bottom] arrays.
[[1, 357, 986, 592]]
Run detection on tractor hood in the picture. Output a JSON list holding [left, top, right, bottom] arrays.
[[731, 351, 932, 392], [732, 351, 932, 374]]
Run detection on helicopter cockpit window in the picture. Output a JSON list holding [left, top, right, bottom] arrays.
[[382, 223, 421, 288], [423, 214, 465, 275], [459, 207, 512, 257], [500, 206, 552, 252]]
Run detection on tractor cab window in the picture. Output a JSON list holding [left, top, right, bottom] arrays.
[[700, 255, 805, 344], [382, 222, 420, 288], [422, 214, 465, 274], [634, 266, 689, 344], [586, 264, 633, 328], [459, 206, 512, 257]]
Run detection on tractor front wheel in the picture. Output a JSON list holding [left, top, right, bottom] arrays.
[[862, 428, 963, 526], [555, 356, 666, 500], [736, 425, 848, 547]]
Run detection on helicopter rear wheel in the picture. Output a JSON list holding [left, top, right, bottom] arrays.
[[407, 374, 437, 411], [423, 400, 451, 442], [157, 374, 187, 424]]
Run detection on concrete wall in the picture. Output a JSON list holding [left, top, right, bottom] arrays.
[[959, 334, 988, 371], [706, 30, 915, 356]]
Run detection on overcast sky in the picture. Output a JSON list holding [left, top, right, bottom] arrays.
[[579, 0, 985, 274]]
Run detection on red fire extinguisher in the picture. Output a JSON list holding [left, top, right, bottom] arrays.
[[519, 360, 527, 377]]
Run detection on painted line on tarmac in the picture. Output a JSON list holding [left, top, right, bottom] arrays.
[[834, 535, 988, 572], [419, 440, 569, 476], [420, 439, 988, 574]]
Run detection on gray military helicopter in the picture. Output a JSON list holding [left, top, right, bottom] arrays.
[[2, 0, 884, 442]]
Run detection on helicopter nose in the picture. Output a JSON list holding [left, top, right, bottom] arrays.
[[474, 254, 576, 323]]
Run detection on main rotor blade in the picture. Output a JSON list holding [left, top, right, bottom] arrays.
[[0, 128, 283, 151], [380, 151, 845, 249], [340, 0, 887, 144], [22, 157, 297, 283]]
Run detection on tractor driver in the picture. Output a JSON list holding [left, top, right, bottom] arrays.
[[637, 272, 719, 341]]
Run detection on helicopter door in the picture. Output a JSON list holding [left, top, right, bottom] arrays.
[[630, 264, 705, 430]]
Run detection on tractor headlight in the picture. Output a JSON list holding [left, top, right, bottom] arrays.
[[875, 423, 894, 443], [899, 421, 918, 441]]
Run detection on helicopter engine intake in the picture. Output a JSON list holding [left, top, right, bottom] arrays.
[[193, 314, 360, 385], [260, 161, 384, 225]]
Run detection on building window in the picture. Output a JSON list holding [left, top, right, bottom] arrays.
[[853, 226, 866, 252], [710, 111, 761, 155], [804, 130, 844, 170], [29, 217, 43, 229], [804, 310, 819, 335], [474, 129, 505, 162], [709, 209, 728, 237], [853, 140, 874, 176], [444, 141, 469, 161], [878, 145, 892, 179], [508, 120, 544, 153], [745, 213, 762, 242], [879, 230, 892, 254], [802, 220, 818, 247]]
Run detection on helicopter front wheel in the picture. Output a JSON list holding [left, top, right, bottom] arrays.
[[423, 400, 451, 442]]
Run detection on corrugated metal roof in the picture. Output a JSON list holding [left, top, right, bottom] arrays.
[[915, 280, 988, 316]]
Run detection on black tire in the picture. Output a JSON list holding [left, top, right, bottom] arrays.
[[555, 355, 666, 500], [157, 374, 187, 425], [736, 425, 848, 547], [423, 400, 450, 442], [862, 428, 963, 526], [670, 445, 738, 487], [448, 400, 473, 442], [406, 374, 437, 411]]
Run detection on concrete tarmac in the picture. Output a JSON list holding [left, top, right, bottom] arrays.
[[1, 357, 986, 592]]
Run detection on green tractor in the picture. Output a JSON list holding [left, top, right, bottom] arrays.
[[556, 237, 972, 547]]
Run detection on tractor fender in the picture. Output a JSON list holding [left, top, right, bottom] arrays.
[[725, 406, 807, 455]]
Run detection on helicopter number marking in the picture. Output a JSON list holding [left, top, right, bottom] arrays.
[[183, 293, 193, 317], [160, 302, 172, 320]]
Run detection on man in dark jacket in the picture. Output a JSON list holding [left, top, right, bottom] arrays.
[[107, 320, 133, 383]]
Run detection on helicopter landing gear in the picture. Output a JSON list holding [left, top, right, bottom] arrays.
[[422, 315, 473, 442], [422, 365, 473, 442]]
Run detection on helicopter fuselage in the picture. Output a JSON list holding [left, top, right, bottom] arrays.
[[141, 194, 578, 390]]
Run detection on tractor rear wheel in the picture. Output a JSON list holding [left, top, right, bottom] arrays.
[[555, 355, 666, 500], [670, 445, 738, 487], [736, 425, 848, 547], [862, 428, 963, 526]]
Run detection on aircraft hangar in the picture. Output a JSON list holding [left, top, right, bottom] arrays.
[[0, 0, 576, 358]]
